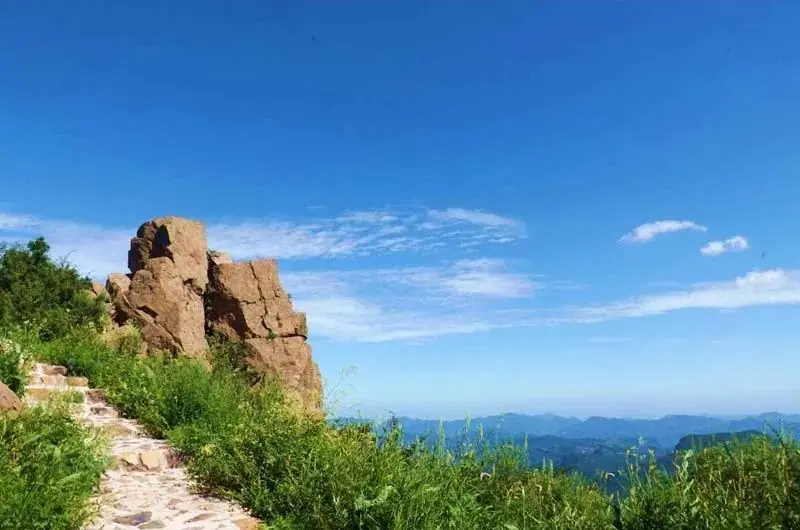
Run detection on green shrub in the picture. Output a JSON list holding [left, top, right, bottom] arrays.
[[0, 405, 108, 530], [0, 237, 107, 341]]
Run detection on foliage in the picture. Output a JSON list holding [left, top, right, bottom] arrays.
[[615, 436, 800, 529], [0, 337, 32, 395], [36, 331, 614, 529], [0, 238, 108, 341], [33, 328, 800, 529], [0, 405, 108, 530], [3, 246, 798, 529]]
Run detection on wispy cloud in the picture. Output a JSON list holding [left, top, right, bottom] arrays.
[[619, 220, 707, 244], [369, 259, 539, 299], [0, 207, 527, 278], [428, 207, 523, 229], [700, 235, 749, 256], [282, 260, 544, 342], [571, 269, 800, 322], [0, 213, 132, 278], [0, 213, 38, 230], [210, 207, 524, 260]]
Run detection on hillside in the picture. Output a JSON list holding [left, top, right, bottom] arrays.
[[2, 235, 800, 529]]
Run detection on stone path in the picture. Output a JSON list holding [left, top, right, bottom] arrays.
[[24, 363, 262, 530]]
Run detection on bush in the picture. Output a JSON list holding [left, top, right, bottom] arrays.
[[0, 405, 108, 530], [0, 237, 108, 341]]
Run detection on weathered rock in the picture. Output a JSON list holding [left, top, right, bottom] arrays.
[[207, 259, 321, 410], [206, 260, 308, 339], [244, 337, 322, 410], [129, 217, 208, 293], [105, 215, 322, 411], [0, 381, 22, 414], [234, 517, 262, 530], [139, 522, 166, 529], [108, 217, 209, 356], [89, 281, 106, 298], [106, 273, 132, 299], [208, 250, 233, 266], [113, 511, 152, 526], [41, 365, 68, 376]]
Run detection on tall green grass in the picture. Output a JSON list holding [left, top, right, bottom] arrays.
[[0, 336, 31, 396], [25, 327, 800, 530], [0, 404, 108, 530]]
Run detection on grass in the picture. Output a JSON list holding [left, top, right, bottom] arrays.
[[19, 325, 800, 530], [0, 404, 108, 530]]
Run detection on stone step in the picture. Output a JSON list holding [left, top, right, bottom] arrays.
[[89, 404, 118, 418], [24, 384, 88, 403], [38, 363, 68, 376], [28, 372, 89, 387], [113, 447, 183, 471], [95, 421, 141, 440], [85, 388, 107, 404]]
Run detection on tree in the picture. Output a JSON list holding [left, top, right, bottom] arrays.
[[0, 237, 107, 339]]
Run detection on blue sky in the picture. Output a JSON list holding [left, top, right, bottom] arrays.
[[2, 2, 799, 419]]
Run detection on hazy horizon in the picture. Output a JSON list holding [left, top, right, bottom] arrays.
[[338, 399, 800, 422]]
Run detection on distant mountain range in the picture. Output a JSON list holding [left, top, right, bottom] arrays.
[[362, 412, 800, 448], [334, 413, 799, 487]]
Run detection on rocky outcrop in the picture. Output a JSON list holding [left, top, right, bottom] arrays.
[[206, 259, 321, 410], [105, 217, 323, 411], [0, 381, 22, 414], [107, 217, 209, 357], [89, 281, 106, 298]]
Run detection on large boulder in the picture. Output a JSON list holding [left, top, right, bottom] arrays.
[[128, 217, 208, 293], [0, 381, 22, 415], [108, 217, 209, 356], [207, 259, 322, 410], [105, 216, 324, 413]]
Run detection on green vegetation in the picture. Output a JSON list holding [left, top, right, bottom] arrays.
[[0, 238, 107, 341], [33, 329, 614, 529], [2, 237, 800, 529], [0, 405, 108, 530], [0, 337, 30, 396]]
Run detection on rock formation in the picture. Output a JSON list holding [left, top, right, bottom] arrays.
[[106, 216, 322, 411], [107, 217, 209, 357], [0, 381, 22, 414], [206, 258, 321, 409]]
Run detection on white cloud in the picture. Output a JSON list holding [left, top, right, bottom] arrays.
[[442, 259, 537, 297], [572, 269, 800, 322], [0, 207, 526, 279], [0, 213, 38, 230], [619, 220, 707, 243], [428, 208, 523, 229], [0, 213, 131, 279], [208, 207, 524, 260], [335, 210, 398, 224], [282, 260, 544, 342], [700, 235, 749, 256], [295, 295, 512, 343]]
